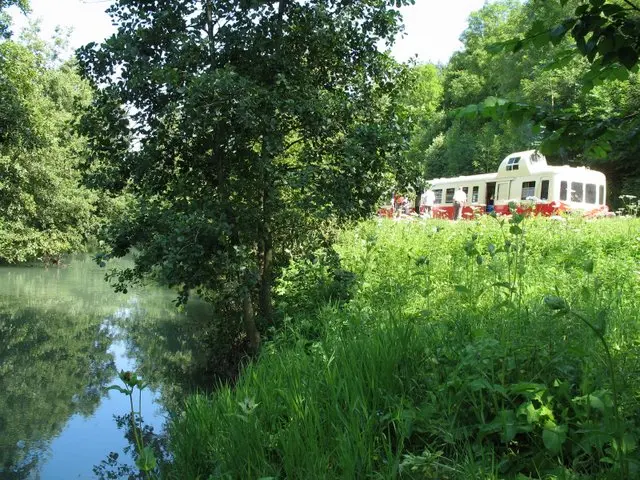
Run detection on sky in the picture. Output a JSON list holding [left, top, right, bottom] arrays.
[[9, 0, 489, 64]]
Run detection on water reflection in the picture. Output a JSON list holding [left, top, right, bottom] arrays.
[[0, 255, 216, 479], [0, 295, 115, 478], [116, 295, 246, 414]]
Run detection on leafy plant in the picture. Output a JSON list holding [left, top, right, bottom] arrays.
[[107, 370, 158, 479], [78, 0, 414, 351]]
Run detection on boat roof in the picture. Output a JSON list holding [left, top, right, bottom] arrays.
[[428, 172, 498, 186]]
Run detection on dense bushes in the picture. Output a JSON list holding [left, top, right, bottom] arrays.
[[167, 215, 640, 479]]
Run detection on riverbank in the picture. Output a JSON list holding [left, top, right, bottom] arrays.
[[167, 216, 640, 479]]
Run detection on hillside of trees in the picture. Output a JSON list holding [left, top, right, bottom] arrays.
[[402, 0, 640, 204]]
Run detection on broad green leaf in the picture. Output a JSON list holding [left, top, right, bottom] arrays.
[[498, 410, 518, 443], [107, 385, 130, 395], [618, 46, 639, 70], [550, 24, 567, 45], [454, 285, 471, 294], [588, 394, 605, 412], [543, 296, 569, 311], [135, 445, 157, 472], [542, 422, 567, 454]]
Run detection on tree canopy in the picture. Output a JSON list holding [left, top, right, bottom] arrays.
[[0, 26, 97, 263], [0, 0, 29, 39], [79, 0, 414, 350]]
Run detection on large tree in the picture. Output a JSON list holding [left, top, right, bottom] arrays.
[[394, 63, 443, 207], [79, 0, 412, 351]]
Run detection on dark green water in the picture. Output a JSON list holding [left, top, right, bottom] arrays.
[[0, 255, 214, 479]]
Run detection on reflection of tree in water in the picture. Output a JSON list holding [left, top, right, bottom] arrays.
[[92, 293, 249, 478], [116, 295, 247, 412], [0, 297, 115, 478], [93, 413, 168, 480]]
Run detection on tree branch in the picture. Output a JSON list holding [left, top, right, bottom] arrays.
[[283, 136, 306, 153], [621, 0, 640, 13]]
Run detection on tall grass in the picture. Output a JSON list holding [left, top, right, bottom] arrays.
[[167, 216, 640, 479]]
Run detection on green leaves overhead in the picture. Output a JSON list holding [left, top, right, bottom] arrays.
[[477, 0, 640, 161], [79, 0, 412, 342], [492, 1, 640, 73]]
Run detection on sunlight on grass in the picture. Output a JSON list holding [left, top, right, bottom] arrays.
[[168, 216, 640, 479]]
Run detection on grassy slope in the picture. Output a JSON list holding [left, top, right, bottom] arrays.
[[167, 216, 640, 479]]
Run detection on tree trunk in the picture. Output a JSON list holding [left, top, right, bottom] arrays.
[[255, 0, 286, 324], [259, 232, 273, 322], [258, 132, 274, 323], [242, 291, 261, 353]]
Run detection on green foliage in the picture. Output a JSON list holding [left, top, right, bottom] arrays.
[[168, 217, 640, 479], [400, 0, 639, 205], [508, 0, 640, 77], [274, 248, 356, 320], [0, 31, 97, 263], [457, 0, 640, 189], [109, 292, 248, 411], [392, 63, 444, 201], [78, 0, 414, 346]]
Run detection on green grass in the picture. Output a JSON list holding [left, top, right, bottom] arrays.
[[166, 215, 640, 479]]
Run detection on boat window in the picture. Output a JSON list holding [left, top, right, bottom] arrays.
[[599, 185, 605, 205], [540, 180, 549, 200], [521, 181, 536, 200], [472, 186, 479, 203], [462, 186, 469, 196], [496, 182, 509, 201], [560, 181, 567, 201], [506, 157, 520, 171], [571, 182, 584, 202], [433, 189, 443, 204], [585, 183, 597, 204], [445, 188, 454, 203]]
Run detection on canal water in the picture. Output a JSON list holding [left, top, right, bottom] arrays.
[[0, 255, 214, 479]]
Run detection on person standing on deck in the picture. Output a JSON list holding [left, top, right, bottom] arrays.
[[394, 193, 405, 218], [453, 186, 467, 220], [421, 188, 435, 218]]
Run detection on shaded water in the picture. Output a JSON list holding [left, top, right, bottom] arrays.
[[0, 255, 214, 479]]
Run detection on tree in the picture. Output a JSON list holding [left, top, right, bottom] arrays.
[[448, 0, 640, 202], [406, 1, 540, 179], [78, 0, 413, 352], [474, 0, 640, 159], [0, 27, 97, 263], [394, 63, 444, 208]]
